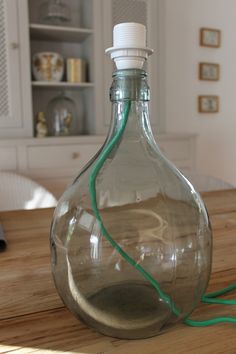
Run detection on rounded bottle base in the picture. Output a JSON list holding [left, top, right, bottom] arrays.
[[78, 282, 172, 339]]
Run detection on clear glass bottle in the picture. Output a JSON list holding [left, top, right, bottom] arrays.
[[50, 22, 212, 339], [50, 67, 212, 339]]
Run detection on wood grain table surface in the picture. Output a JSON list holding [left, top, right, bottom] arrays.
[[1, 189, 236, 354]]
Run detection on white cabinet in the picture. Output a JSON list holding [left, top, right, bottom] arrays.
[[0, 0, 164, 138], [0, 147, 17, 170], [0, 0, 104, 137], [0, 134, 197, 198], [26, 0, 162, 137], [0, 0, 162, 138], [0, 0, 32, 137]]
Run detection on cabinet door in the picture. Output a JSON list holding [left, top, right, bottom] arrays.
[[0, 0, 32, 138], [100, 0, 162, 133], [0, 0, 22, 129]]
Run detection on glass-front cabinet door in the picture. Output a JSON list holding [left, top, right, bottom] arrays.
[[0, 0, 32, 137]]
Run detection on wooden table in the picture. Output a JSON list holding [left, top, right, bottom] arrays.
[[1, 190, 236, 354]]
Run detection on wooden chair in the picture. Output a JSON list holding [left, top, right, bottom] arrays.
[[0, 171, 57, 211], [181, 169, 234, 192]]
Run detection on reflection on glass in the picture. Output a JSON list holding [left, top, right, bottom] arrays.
[[39, 0, 71, 25]]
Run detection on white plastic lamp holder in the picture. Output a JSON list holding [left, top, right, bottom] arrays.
[[106, 22, 153, 70]]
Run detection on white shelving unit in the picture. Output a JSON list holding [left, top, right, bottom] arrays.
[[30, 24, 93, 42], [32, 81, 94, 88], [28, 0, 98, 137]]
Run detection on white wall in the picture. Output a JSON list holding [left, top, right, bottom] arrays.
[[162, 0, 236, 186]]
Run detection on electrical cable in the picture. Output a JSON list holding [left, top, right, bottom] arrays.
[[88, 100, 236, 327]]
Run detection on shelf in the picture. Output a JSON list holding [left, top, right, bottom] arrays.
[[32, 81, 94, 89], [30, 24, 93, 42]]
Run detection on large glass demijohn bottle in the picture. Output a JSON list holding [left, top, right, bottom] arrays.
[[50, 23, 212, 339]]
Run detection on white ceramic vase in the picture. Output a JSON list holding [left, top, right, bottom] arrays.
[[32, 52, 64, 81]]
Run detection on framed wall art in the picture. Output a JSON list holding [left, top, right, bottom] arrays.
[[199, 62, 220, 81], [200, 28, 221, 48], [198, 95, 219, 113]]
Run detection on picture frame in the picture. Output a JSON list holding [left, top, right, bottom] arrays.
[[198, 95, 219, 113], [199, 62, 220, 81], [200, 28, 221, 48]]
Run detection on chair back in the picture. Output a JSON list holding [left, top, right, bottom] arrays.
[[0, 172, 57, 211], [182, 170, 234, 192]]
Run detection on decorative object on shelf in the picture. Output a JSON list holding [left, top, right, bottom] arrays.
[[200, 28, 221, 48], [67, 58, 87, 83], [32, 52, 64, 81], [199, 62, 220, 81], [39, 0, 71, 25], [46, 92, 80, 136], [36, 112, 48, 137], [198, 95, 219, 113]]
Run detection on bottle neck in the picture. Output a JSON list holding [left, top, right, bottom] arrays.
[[108, 69, 153, 141], [110, 69, 150, 101]]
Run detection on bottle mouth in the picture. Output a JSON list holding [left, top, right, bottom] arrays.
[[112, 68, 147, 78], [110, 69, 150, 102]]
